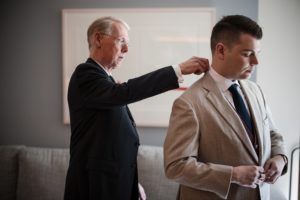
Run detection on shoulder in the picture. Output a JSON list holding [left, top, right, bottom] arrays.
[[72, 61, 107, 77], [174, 76, 207, 108], [75, 62, 102, 73], [181, 74, 209, 97]]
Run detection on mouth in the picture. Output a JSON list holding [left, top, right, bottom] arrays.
[[245, 67, 253, 73]]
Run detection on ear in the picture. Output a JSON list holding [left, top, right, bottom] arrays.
[[94, 32, 104, 48], [215, 42, 226, 60]]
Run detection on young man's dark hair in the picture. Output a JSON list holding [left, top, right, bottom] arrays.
[[210, 15, 263, 53]]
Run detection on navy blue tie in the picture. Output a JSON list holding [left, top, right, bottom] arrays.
[[229, 84, 253, 140]]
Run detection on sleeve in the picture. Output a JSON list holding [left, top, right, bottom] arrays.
[[257, 85, 288, 174], [163, 97, 233, 199], [70, 64, 179, 110]]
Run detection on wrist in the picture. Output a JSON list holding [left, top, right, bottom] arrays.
[[279, 154, 288, 165], [231, 167, 238, 183], [172, 64, 184, 83]]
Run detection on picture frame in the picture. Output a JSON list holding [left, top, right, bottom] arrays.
[[62, 8, 215, 126]]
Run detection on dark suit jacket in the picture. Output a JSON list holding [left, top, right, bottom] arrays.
[[64, 58, 179, 200]]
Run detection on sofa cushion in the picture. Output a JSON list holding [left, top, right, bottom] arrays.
[[137, 145, 178, 200], [16, 147, 69, 200], [0, 145, 24, 200]]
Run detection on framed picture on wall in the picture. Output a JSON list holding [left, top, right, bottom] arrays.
[[62, 8, 215, 126]]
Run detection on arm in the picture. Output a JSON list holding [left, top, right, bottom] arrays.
[[256, 85, 288, 183], [71, 64, 178, 109], [263, 105, 288, 183], [71, 57, 209, 110], [163, 97, 232, 199]]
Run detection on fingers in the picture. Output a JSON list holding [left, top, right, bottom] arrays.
[[263, 159, 272, 171], [258, 172, 266, 181], [233, 160, 285, 188], [138, 183, 147, 200], [179, 57, 209, 75], [232, 165, 266, 188], [263, 157, 284, 184], [264, 170, 280, 183], [253, 171, 265, 187], [194, 61, 209, 74], [253, 166, 265, 186], [196, 58, 209, 72]]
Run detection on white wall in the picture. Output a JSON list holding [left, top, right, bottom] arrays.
[[258, 0, 300, 199], [0, 0, 258, 148]]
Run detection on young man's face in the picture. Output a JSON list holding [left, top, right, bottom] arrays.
[[223, 33, 261, 80]]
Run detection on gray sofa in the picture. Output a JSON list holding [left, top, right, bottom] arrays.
[[0, 145, 287, 200], [0, 145, 178, 200]]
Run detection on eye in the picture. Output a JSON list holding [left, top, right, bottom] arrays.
[[118, 38, 129, 46], [242, 51, 253, 57]]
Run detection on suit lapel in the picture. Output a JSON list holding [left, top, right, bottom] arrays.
[[239, 81, 264, 163], [86, 58, 115, 84], [202, 74, 258, 162], [87, 58, 139, 140]]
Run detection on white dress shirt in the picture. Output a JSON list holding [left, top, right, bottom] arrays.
[[208, 67, 250, 114], [208, 66, 277, 131]]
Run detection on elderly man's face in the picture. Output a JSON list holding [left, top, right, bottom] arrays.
[[100, 23, 129, 69]]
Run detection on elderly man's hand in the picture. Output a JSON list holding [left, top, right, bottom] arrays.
[[138, 183, 146, 200], [179, 56, 209, 75]]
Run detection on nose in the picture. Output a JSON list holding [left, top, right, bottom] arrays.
[[121, 44, 129, 53], [251, 54, 259, 66]]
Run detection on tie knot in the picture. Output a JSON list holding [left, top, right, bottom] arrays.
[[228, 83, 238, 93]]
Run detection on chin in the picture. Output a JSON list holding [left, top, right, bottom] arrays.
[[240, 75, 251, 80], [111, 62, 120, 69]]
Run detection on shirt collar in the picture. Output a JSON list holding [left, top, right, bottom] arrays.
[[90, 58, 112, 76], [208, 66, 239, 92]]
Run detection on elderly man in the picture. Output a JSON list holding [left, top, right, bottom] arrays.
[[64, 16, 209, 200]]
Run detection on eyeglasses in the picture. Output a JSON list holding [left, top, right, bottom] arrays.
[[101, 33, 129, 47]]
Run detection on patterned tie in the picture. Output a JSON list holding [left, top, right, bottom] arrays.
[[228, 83, 254, 140]]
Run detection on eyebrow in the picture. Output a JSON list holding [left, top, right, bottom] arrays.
[[241, 49, 261, 54]]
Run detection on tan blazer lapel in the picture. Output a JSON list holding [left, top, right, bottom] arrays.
[[239, 81, 264, 163], [202, 74, 258, 162]]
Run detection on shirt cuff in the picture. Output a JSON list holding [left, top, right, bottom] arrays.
[[172, 64, 184, 83]]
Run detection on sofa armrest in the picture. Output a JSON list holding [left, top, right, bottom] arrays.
[[0, 145, 25, 200]]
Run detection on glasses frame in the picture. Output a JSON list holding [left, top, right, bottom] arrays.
[[101, 33, 129, 47]]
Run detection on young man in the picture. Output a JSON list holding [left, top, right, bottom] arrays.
[[164, 15, 287, 200]]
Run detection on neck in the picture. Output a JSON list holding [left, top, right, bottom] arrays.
[[89, 52, 111, 70], [90, 57, 112, 74], [211, 60, 222, 75], [211, 60, 232, 79]]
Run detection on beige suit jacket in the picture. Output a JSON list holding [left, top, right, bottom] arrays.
[[164, 73, 287, 200]]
